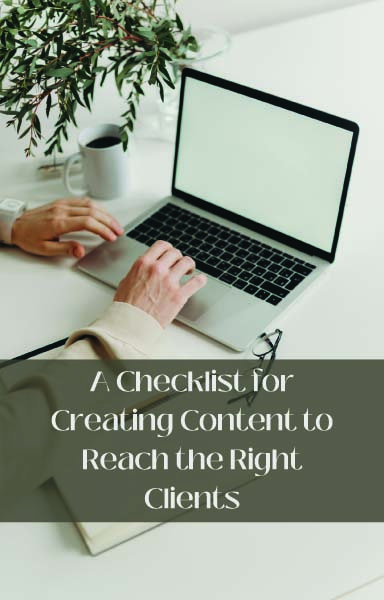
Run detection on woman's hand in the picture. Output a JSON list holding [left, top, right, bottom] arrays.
[[114, 240, 207, 328], [11, 197, 124, 258]]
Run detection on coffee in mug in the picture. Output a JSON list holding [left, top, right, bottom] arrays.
[[63, 124, 129, 199]]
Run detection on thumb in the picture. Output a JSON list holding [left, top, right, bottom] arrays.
[[40, 240, 85, 258]]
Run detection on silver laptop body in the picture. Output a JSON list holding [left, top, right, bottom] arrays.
[[78, 69, 359, 351]]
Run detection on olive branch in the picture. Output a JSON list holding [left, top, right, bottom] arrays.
[[0, 0, 198, 156]]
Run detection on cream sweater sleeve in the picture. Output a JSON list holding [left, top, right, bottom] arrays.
[[0, 302, 163, 510], [63, 301, 164, 359]]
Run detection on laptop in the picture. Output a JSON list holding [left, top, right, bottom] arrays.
[[78, 68, 359, 351]]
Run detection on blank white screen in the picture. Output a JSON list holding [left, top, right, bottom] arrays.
[[174, 78, 354, 253]]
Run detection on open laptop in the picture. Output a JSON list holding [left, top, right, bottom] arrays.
[[78, 68, 359, 351]]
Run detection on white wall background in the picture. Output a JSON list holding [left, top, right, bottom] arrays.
[[178, 0, 372, 33]]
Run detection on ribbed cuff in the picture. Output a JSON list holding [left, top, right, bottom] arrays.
[[66, 302, 164, 356]]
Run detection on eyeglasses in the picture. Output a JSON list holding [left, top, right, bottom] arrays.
[[228, 328, 283, 407], [251, 328, 283, 360]]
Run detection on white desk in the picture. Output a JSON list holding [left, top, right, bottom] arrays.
[[1, 3, 384, 599]]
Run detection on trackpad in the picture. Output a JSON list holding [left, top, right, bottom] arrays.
[[180, 278, 228, 322]]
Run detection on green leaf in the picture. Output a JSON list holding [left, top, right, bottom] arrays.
[[149, 63, 158, 85], [45, 92, 52, 117], [133, 82, 144, 96], [48, 67, 73, 78], [137, 28, 156, 40], [157, 79, 164, 102], [175, 13, 184, 31]]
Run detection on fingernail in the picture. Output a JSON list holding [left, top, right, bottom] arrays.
[[73, 247, 82, 258], [109, 233, 117, 241]]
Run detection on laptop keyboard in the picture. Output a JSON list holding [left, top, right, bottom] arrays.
[[127, 203, 316, 306]]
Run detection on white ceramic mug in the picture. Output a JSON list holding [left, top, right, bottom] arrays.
[[63, 124, 129, 199]]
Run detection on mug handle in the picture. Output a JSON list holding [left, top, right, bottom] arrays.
[[63, 153, 88, 196]]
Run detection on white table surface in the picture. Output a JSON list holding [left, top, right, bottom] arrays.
[[1, 2, 384, 599]]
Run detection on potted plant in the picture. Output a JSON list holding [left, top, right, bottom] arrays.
[[0, 0, 198, 156]]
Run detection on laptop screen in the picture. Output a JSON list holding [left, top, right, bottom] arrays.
[[173, 74, 356, 256]]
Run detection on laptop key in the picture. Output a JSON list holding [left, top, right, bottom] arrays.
[[260, 249, 273, 259], [137, 233, 149, 244], [285, 280, 299, 291], [266, 295, 282, 305], [177, 243, 189, 254], [275, 276, 289, 287], [159, 224, 173, 234], [269, 264, 281, 273], [228, 266, 241, 276], [258, 259, 271, 268], [291, 273, 305, 284], [244, 284, 258, 295], [157, 204, 172, 215], [137, 222, 150, 232], [207, 256, 219, 266], [270, 253, 284, 264], [188, 242, 201, 254], [208, 247, 223, 257], [206, 235, 217, 245], [208, 226, 220, 236], [249, 275, 263, 286], [279, 268, 293, 279], [242, 261, 255, 271], [231, 256, 244, 266], [239, 271, 254, 281], [239, 239, 252, 249], [236, 249, 249, 259], [285, 274, 305, 290], [253, 266, 266, 277], [228, 234, 241, 244], [263, 272, 276, 282], [200, 242, 213, 253], [221, 251, 232, 261], [146, 215, 162, 227], [281, 259, 295, 268], [219, 272, 236, 285], [261, 281, 289, 298], [179, 233, 191, 243], [195, 260, 221, 278], [293, 264, 312, 276], [233, 278, 247, 290], [256, 289, 269, 300], [217, 260, 229, 271]]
